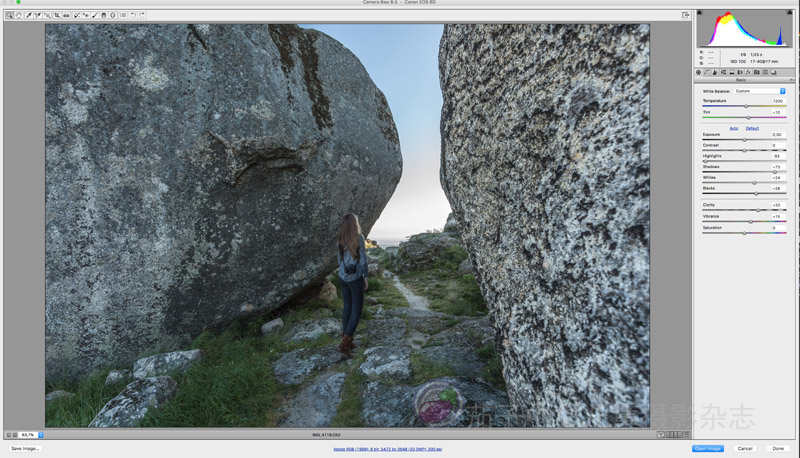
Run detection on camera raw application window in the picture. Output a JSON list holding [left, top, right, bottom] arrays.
[[1, 1, 797, 457]]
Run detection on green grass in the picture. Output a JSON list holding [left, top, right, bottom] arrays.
[[399, 245, 486, 316], [476, 343, 506, 391], [409, 351, 457, 385], [138, 327, 288, 427], [46, 294, 349, 428], [45, 370, 130, 428], [44, 323, 290, 427], [331, 360, 367, 427], [133, 311, 348, 427], [356, 242, 487, 315], [364, 275, 409, 309]]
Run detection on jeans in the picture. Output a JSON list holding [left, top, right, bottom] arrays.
[[340, 276, 365, 336]]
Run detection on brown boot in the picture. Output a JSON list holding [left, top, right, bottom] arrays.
[[338, 335, 353, 358], [341, 333, 358, 349]]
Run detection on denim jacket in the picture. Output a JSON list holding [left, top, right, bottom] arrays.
[[337, 234, 369, 282]]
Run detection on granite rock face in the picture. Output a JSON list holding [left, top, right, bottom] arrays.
[[45, 24, 401, 381], [439, 24, 650, 427]]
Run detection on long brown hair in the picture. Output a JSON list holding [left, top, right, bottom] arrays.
[[337, 213, 362, 261]]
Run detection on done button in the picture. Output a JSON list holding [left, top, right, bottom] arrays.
[[693, 445, 725, 453]]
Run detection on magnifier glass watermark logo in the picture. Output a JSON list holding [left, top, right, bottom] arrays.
[[413, 379, 465, 427]]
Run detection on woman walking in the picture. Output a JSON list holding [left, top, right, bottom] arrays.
[[336, 213, 369, 358]]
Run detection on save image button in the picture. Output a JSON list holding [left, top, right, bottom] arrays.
[[693, 445, 725, 453]]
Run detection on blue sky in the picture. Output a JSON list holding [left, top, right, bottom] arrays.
[[302, 24, 450, 246]]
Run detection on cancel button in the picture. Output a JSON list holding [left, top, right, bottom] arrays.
[[734, 445, 756, 453]]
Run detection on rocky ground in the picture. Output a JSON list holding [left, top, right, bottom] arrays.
[[269, 260, 513, 427], [46, 230, 514, 428]]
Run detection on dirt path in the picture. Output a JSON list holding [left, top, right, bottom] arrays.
[[384, 270, 430, 311]]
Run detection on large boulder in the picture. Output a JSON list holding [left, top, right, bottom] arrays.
[[45, 24, 401, 382], [439, 24, 650, 427]]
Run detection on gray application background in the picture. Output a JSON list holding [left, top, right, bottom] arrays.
[[697, 9, 794, 47], [4, 21, 691, 439]]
